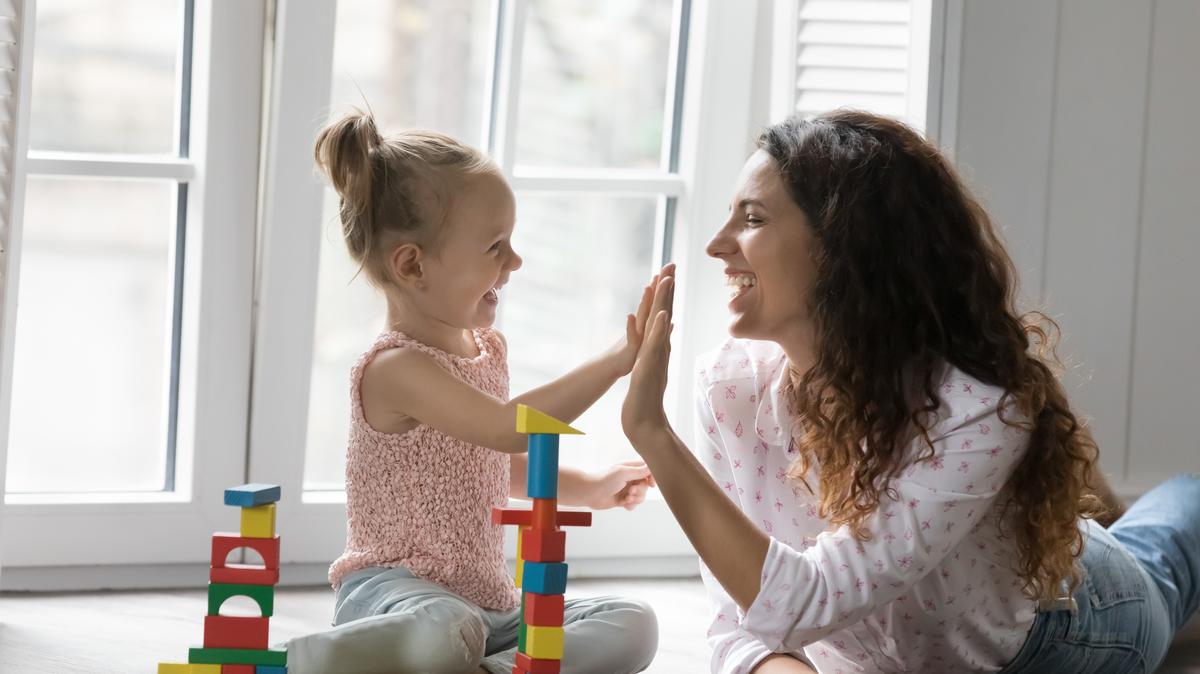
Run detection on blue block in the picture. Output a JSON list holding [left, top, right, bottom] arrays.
[[224, 483, 281, 507], [526, 434, 559, 499], [522, 561, 568, 594], [257, 667, 287, 674]]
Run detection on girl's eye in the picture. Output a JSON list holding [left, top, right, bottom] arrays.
[[489, 242, 502, 253]]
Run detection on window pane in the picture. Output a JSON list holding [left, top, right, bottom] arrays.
[[516, 0, 675, 169], [29, 0, 184, 154], [329, 0, 494, 145], [501, 195, 658, 474], [6, 178, 177, 494], [302, 192, 384, 492]]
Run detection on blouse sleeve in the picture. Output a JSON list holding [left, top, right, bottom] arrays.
[[739, 392, 1029, 651], [695, 378, 815, 673]]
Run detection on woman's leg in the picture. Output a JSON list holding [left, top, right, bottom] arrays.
[[287, 567, 490, 674], [481, 595, 659, 674], [1108, 474, 1200, 635]]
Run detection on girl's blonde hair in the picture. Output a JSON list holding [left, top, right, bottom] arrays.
[[313, 109, 497, 284]]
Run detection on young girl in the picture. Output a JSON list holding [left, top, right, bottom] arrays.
[[286, 111, 661, 674], [620, 110, 1200, 673]]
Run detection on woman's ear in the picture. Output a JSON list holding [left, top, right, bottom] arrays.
[[388, 242, 425, 289]]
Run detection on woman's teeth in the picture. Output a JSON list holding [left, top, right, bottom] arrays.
[[726, 274, 756, 298]]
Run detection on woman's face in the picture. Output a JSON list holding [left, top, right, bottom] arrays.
[[706, 149, 818, 345]]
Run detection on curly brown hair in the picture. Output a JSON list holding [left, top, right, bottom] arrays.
[[759, 110, 1106, 601]]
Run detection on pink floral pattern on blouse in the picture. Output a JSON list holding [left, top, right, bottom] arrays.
[[695, 338, 1037, 674]]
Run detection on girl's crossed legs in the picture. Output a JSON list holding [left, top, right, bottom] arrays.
[[286, 566, 658, 674]]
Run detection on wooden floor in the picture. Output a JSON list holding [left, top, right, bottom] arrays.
[[1, 577, 1198, 673]]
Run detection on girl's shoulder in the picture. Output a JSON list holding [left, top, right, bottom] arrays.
[[695, 337, 787, 387]]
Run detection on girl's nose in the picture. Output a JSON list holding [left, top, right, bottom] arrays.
[[509, 249, 523, 271]]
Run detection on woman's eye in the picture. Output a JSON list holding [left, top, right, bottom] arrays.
[[746, 217, 764, 227]]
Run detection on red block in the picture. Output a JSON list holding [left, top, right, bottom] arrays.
[[209, 563, 280, 585], [492, 508, 592, 528], [211, 532, 280, 569], [515, 652, 561, 674], [524, 592, 565, 626], [521, 529, 566, 562], [531, 498, 557, 529], [221, 665, 255, 674], [203, 614, 270, 650]]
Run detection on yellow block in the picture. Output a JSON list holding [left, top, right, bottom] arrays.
[[240, 503, 276, 538], [158, 664, 221, 674], [525, 625, 565, 659], [515, 525, 526, 587], [516, 404, 584, 435]]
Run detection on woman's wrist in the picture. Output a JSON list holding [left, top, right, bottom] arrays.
[[625, 420, 675, 455]]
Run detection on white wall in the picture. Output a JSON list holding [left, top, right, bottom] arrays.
[[949, 0, 1200, 496]]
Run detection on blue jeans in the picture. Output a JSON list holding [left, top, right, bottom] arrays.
[[286, 566, 658, 674], [999, 474, 1200, 673]]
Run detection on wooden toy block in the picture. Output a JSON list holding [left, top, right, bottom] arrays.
[[255, 667, 288, 674], [524, 625, 564, 660], [224, 484, 281, 507], [527, 435, 559, 499], [210, 563, 280, 586], [203, 614, 270, 650], [515, 405, 583, 435], [515, 652, 561, 674], [531, 498, 557, 529], [158, 665, 221, 674], [521, 528, 566, 562], [521, 562, 568, 595], [493, 508, 592, 528], [208, 582, 275, 617], [212, 533, 280, 570], [240, 503, 276, 539], [189, 646, 287, 667], [221, 666, 255, 674], [515, 525, 526, 587], [524, 592, 565, 626]]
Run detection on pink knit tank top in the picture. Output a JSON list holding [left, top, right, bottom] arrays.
[[328, 328, 518, 611]]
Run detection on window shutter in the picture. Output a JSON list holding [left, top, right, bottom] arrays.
[[791, 0, 914, 121], [0, 0, 35, 577]]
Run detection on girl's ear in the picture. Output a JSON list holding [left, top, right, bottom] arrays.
[[388, 242, 425, 288]]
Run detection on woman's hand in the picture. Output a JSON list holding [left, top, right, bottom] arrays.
[[608, 264, 676, 377], [621, 272, 675, 446], [581, 460, 657, 510]]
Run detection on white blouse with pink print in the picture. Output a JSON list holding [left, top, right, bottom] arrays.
[[694, 338, 1039, 674]]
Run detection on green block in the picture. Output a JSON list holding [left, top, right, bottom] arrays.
[[518, 617, 528, 652], [207, 582, 274, 617], [189, 647, 287, 667]]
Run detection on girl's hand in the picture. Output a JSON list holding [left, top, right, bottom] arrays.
[[609, 264, 676, 376], [583, 460, 657, 510], [621, 273, 675, 446]]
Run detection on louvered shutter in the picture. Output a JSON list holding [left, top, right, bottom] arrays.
[[0, 0, 35, 577], [790, 0, 916, 122]]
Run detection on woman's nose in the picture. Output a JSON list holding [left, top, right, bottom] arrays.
[[706, 225, 734, 259]]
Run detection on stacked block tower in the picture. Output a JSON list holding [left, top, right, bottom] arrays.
[[492, 405, 593, 674], [158, 483, 288, 674]]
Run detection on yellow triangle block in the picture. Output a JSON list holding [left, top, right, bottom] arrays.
[[516, 404, 584, 435]]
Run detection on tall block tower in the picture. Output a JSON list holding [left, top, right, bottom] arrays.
[[492, 405, 593, 674], [158, 483, 288, 674]]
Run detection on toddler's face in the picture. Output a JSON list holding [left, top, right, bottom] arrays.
[[420, 172, 522, 330]]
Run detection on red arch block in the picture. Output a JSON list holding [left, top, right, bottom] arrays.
[[211, 533, 280, 570]]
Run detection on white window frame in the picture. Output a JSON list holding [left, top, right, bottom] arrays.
[[0, 0, 266, 584], [248, 0, 772, 577]]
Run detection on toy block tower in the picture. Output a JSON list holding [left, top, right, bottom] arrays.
[[493, 405, 592, 674], [157, 484, 288, 674]]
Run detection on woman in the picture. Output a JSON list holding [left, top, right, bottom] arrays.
[[623, 110, 1200, 673]]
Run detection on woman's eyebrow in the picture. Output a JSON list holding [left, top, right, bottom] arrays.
[[737, 198, 767, 210]]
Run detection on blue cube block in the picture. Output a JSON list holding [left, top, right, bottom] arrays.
[[526, 435, 559, 499], [256, 667, 287, 674], [522, 561, 568, 595], [224, 483, 281, 507]]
